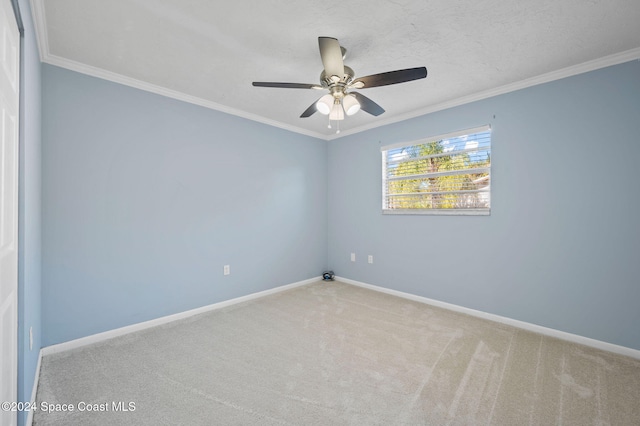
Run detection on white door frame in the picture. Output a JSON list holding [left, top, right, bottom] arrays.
[[0, 0, 21, 425]]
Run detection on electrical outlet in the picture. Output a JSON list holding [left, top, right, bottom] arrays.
[[350, 253, 356, 262], [223, 265, 230, 275], [368, 255, 373, 264]]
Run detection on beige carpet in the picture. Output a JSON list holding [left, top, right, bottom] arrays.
[[34, 280, 640, 425]]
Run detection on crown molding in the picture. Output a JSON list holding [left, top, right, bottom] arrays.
[[43, 54, 327, 139], [328, 47, 640, 140], [29, 0, 640, 142], [29, 0, 325, 139], [29, 0, 47, 61]]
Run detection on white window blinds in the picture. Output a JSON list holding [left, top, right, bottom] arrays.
[[381, 125, 491, 215]]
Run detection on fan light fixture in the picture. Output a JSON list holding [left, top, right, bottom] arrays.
[[316, 94, 334, 115], [329, 100, 345, 121], [343, 94, 360, 116], [316, 95, 359, 121]]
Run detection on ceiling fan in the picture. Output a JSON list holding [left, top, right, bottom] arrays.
[[252, 37, 427, 125]]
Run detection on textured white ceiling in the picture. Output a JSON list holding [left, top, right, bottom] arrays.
[[32, 0, 640, 139]]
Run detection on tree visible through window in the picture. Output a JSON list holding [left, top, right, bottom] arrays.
[[382, 125, 491, 215]]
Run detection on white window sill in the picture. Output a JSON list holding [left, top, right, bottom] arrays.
[[382, 209, 490, 216]]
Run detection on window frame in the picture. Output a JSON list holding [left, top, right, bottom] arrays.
[[381, 125, 491, 216]]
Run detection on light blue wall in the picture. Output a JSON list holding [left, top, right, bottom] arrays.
[[39, 57, 640, 351], [41, 65, 328, 346], [328, 60, 640, 350], [16, 0, 42, 424]]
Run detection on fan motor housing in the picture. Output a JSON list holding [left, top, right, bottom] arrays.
[[320, 65, 355, 90]]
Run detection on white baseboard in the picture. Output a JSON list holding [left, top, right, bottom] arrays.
[[42, 277, 320, 356], [26, 349, 42, 426], [39, 274, 640, 361], [336, 276, 640, 360]]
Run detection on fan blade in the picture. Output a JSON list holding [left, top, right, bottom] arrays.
[[352, 92, 385, 116], [300, 100, 319, 118], [318, 37, 344, 79], [252, 82, 322, 89], [351, 67, 427, 88]]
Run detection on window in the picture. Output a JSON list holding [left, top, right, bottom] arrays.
[[382, 125, 491, 215]]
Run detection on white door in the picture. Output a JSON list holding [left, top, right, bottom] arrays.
[[0, 0, 20, 424]]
